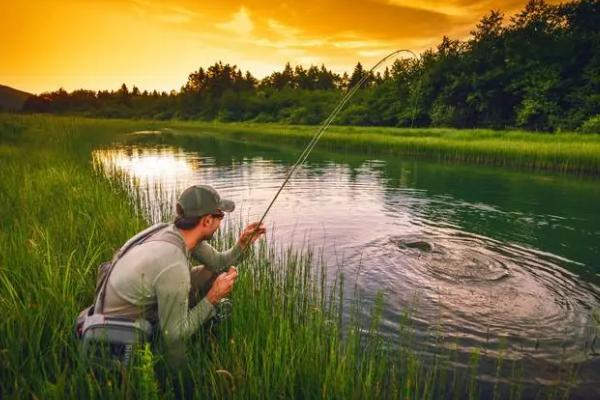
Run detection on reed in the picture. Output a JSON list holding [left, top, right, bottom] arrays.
[[0, 114, 575, 398]]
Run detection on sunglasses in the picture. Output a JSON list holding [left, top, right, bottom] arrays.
[[211, 209, 225, 219]]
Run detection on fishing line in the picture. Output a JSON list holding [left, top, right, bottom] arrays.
[[242, 49, 419, 249]]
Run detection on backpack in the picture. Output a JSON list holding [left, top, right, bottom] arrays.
[[74, 222, 184, 367]]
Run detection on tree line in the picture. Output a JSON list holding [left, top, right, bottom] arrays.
[[23, 0, 600, 132]]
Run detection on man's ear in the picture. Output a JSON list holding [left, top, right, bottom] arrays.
[[200, 215, 210, 227]]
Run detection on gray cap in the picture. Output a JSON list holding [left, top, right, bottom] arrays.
[[177, 185, 235, 218]]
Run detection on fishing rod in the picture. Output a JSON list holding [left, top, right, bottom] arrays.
[[240, 49, 419, 251]]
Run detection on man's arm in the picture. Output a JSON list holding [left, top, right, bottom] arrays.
[[154, 262, 215, 364], [191, 241, 244, 273], [191, 222, 267, 272]]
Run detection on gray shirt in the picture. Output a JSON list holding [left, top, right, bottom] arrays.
[[103, 224, 243, 362]]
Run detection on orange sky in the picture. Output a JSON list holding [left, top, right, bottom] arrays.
[[1, 0, 556, 94]]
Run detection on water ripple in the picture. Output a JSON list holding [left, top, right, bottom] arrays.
[[354, 229, 600, 363]]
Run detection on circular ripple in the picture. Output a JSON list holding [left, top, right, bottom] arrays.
[[356, 230, 600, 357], [392, 237, 512, 283]]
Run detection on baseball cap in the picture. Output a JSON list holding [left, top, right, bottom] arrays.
[[177, 185, 235, 218]]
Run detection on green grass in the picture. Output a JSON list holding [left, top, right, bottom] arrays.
[[0, 113, 577, 399], [164, 121, 600, 175]]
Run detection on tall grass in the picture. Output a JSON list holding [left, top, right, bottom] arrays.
[[168, 121, 600, 175], [0, 114, 576, 398]]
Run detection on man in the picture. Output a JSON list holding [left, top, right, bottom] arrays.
[[102, 184, 266, 363]]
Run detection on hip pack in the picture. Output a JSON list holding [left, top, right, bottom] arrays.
[[75, 222, 185, 368]]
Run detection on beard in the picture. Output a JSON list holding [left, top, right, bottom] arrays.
[[204, 229, 216, 241]]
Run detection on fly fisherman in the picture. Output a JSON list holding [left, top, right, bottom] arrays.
[[90, 184, 266, 365]]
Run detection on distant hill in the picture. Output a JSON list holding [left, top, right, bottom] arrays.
[[0, 85, 32, 111]]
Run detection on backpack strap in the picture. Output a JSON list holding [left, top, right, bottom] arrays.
[[94, 223, 170, 314], [110, 222, 170, 263], [143, 229, 187, 251]]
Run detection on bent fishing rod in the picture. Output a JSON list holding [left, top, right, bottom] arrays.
[[240, 49, 418, 252]]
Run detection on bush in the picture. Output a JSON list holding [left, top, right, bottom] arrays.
[[0, 116, 26, 143], [431, 102, 459, 128], [153, 110, 174, 120], [285, 106, 325, 125], [580, 115, 600, 134], [252, 112, 277, 123], [336, 104, 370, 125]]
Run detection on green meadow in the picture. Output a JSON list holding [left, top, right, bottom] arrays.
[[0, 113, 588, 399]]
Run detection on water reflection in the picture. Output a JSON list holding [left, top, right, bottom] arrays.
[[100, 146, 199, 182], [93, 140, 600, 395]]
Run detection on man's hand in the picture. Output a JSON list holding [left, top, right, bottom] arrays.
[[206, 267, 237, 305], [238, 222, 267, 248]]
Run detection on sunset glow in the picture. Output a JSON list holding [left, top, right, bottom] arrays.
[[2, 0, 558, 94]]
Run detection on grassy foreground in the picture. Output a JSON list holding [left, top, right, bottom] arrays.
[[166, 121, 600, 175], [0, 114, 575, 399]]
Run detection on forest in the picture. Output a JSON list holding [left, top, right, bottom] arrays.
[[22, 0, 600, 132]]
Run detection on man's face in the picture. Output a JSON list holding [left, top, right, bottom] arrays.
[[203, 211, 224, 241]]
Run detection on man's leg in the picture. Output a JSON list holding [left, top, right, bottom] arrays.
[[189, 265, 217, 307]]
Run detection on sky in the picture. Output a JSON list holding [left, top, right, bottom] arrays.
[[1, 0, 554, 94]]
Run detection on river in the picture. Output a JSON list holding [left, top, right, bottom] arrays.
[[93, 129, 600, 397]]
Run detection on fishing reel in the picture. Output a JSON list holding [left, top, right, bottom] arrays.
[[214, 298, 233, 322]]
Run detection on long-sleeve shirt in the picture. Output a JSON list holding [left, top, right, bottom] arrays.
[[103, 223, 244, 363]]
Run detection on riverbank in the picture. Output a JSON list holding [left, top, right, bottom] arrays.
[[0, 114, 579, 398], [8, 114, 600, 176], [167, 121, 600, 176]]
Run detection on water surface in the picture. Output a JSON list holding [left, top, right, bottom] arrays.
[[93, 130, 600, 396]]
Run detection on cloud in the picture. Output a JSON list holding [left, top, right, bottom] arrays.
[[383, 0, 537, 17], [5, 0, 564, 93], [173, 2, 431, 77], [216, 7, 254, 35], [130, 0, 198, 24], [333, 40, 390, 49], [357, 49, 394, 57], [383, 0, 474, 16], [266, 18, 302, 39]]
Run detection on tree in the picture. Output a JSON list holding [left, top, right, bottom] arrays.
[[348, 62, 368, 89], [184, 67, 206, 93], [15, 0, 600, 131]]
